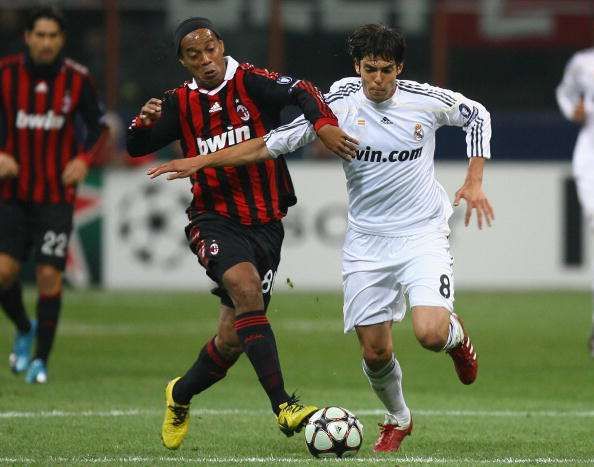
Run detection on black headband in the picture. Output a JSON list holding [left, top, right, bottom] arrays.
[[174, 17, 221, 56]]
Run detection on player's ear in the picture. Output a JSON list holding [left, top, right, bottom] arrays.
[[396, 62, 404, 76], [219, 39, 225, 55], [354, 60, 361, 75]]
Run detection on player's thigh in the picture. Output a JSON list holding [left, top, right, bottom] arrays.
[[248, 220, 284, 310], [31, 203, 74, 271], [221, 220, 283, 312], [0, 201, 29, 272], [402, 229, 455, 312], [342, 230, 406, 333], [222, 262, 264, 312], [186, 213, 259, 309]]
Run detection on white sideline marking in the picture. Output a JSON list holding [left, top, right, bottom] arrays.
[[0, 456, 593, 464], [1, 408, 593, 419]]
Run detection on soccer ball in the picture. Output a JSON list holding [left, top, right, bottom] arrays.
[[304, 406, 363, 458]]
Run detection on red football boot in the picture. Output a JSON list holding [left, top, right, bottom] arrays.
[[373, 415, 413, 453], [447, 316, 478, 384]]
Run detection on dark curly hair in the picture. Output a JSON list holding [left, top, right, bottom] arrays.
[[346, 24, 406, 64]]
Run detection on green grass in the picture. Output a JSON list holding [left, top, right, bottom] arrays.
[[0, 290, 593, 466]]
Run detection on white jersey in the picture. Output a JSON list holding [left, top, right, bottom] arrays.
[[556, 48, 594, 181], [265, 77, 492, 236]]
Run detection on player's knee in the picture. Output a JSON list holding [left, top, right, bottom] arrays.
[[415, 325, 446, 351], [362, 343, 393, 369], [226, 277, 262, 309], [214, 334, 242, 362], [36, 265, 62, 295], [0, 259, 19, 290]]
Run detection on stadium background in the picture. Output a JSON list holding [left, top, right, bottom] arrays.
[[1, 0, 590, 291], [1, 1, 593, 464]]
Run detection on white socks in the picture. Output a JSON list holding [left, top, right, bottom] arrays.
[[442, 312, 464, 351], [363, 355, 410, 427]]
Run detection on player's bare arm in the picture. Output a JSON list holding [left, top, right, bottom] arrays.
[[316, 124, 359, 160], [453, 156, 494, 229], [147, 137, 271, 180], [0, 152, 19, 178], [62, 157, 89, 186]]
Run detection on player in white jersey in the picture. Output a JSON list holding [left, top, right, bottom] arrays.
[[556, 48, 594, 357], [148, 24, 494, 453]]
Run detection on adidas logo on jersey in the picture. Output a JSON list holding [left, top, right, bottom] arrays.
[[16, 110, 65, 130], [209, 102, 222, 114], [196, 125, 251, 155], [380, 116, 393, 124]]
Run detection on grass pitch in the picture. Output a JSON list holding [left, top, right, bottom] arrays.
[[0, 290, 593, 466]]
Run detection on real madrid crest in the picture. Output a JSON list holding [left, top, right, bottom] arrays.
[[236, 104, 250, 122], [414, 123, 423, 141]]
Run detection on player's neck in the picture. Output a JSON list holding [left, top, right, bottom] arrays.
[[25, 50, 63, 79]]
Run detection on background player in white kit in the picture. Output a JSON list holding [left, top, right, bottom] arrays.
[[556, 49, 594, 357], [148, 24, 494, 453]]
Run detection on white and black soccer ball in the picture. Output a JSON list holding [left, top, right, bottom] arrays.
[[117, 182, 191, 269], [304, 406, 363, 458]]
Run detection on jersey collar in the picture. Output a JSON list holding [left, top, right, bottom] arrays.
[[188, 56, 239, 95]]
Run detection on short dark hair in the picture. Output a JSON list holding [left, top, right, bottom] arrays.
[[25, 6, 66, 32], [346, 24, 405, 64]]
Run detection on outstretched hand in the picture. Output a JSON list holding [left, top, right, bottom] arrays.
[[147, 158, 203, 180], [317, 124, 358, 161], [453, 181, 494, 229]]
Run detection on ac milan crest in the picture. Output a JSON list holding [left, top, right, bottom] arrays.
[[236, 104, 250, 122]]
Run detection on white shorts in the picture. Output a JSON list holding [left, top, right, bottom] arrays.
[[342, 226, 455, 333]]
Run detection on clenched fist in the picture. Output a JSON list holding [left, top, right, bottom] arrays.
[[0, 152, 18, 179]]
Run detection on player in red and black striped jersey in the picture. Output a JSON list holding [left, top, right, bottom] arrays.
[[0, 7, 107, 384], [126, 17, 356, 449]]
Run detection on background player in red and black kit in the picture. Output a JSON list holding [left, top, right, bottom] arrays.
[[0, 7, 107, 384], [126, 17, 356, 450]]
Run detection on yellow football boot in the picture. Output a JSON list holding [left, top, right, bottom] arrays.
[[277, 395, 317, 437], [161, 377, 190, 449]]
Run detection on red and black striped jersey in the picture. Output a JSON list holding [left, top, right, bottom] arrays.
[[127, 56, 338, 226], [0, 52, 107, 204]]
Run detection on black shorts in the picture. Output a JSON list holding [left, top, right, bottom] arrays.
[[0, 201, 74, 271], [186, 213, 283, 310]]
